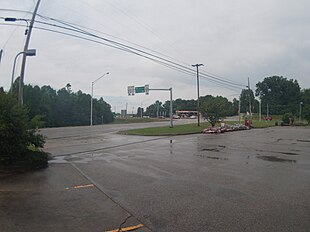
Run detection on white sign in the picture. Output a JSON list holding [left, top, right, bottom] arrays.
[[145, 84, 149, 95], [127, 86, 135, 96]]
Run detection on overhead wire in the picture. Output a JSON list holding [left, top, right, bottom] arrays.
[[1, 12, 246, 91], [37, 13, 189, 68], [37, 14, 246, 88], [34, 17, 246, 89], [0, 8, 32, 14]]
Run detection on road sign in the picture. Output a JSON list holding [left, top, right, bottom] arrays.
[[128, 86, 135, 96], [135, 86, 145, 93], [145, 84, 149, 95], [128, 85, 150, 96]]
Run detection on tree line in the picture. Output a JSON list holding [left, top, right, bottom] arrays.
[[143, 76, 310, 123], [5, 75, 310, 128], [11, 80, 114, 127]]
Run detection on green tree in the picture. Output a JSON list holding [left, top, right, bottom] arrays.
[[20, 83, 114, 127], [92, 97, 114, 124], [239, 89, 255, 114], [145, 100, 164, 117], [232, 98, 239, 115], [255, 76, 301, 114], [200, 96, 230, 127], [0, 91, 47, 166], [301, 88, 310, 104], [301, 89, 310, 124], [302, 105, 310, 124], [136, 107, 144, 117]]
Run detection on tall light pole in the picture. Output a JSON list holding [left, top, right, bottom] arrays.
[[247, 77, 252, 118], [259, 99, 262, 121], [192, 63, 203, 126], [299, 102, 303, 123], [11, 49, 36, 92], [19, 0, 41, 105], [90, 72, 109, 126]]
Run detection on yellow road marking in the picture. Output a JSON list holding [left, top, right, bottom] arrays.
[[106, 223, 144, 232], [73, 184, 94, 189]]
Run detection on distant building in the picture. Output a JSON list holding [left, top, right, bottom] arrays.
[[176, 110, 198, 118]]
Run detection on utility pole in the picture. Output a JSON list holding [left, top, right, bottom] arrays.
[[169, 88, 173, 128], [238, 97, 241, 123], [192, 63, 204, 126], [19, 0, 41, 105], [267, 103, 269, 117]]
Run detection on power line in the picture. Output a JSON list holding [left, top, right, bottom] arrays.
[[37, 14, 189, 68], [1, 17, 246, 91], [34, 14, 246, 88]]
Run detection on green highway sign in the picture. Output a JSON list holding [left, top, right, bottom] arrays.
[[128, 84, 150, 96], [135, 86, 145, 93]]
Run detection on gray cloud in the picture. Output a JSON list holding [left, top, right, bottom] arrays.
[[1, 0, 309, 111]]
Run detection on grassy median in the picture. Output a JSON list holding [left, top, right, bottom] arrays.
[[119, 122, 211, 136], [119, 120, 280, 136]]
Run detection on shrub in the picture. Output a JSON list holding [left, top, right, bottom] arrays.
[[0, 92, 48, 168], [282, 113, 294, 124]]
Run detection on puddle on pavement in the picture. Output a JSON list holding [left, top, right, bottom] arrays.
[[281, 152, 299, 156], [195, 153, 228, 161], [201, 148, 220, 152], [256, 149, 300, 156], [207, 156, 228, 160], [201, 145, 226, 152], [297, 139, 310, 143], [50, 152, 136, 164], [65, 157, 83, 162], [256, 155, 296, 163]]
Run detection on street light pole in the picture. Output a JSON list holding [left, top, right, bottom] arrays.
[[11, 49, 36, 93], [90, 72, 109, 126], [192, 63, 204, 126], [247, 77, 252, 118], [299, 102, 303, 123], [259, 100, 262, 121], [18, 0, 41, 105]]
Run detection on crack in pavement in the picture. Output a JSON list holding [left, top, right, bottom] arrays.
[[69, 163, 152, 232]]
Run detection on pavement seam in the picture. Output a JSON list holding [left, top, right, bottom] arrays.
[[70, 162, 152, 232]]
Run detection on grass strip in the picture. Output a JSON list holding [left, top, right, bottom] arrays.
[[120, 122, 211, 136], [112, 118, 168, 124], [119, 120, 279, 136]]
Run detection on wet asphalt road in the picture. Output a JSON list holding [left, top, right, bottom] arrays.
[[1, 124, 310, 231]]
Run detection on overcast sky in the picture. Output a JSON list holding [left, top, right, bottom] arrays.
[[1, 0, 309, 112]]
